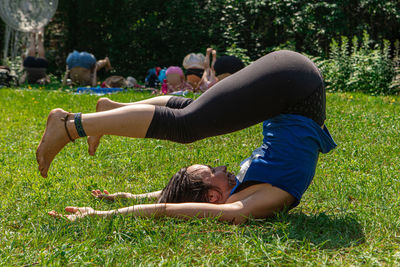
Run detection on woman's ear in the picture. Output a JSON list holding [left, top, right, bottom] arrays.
[[207, 189, 221, 204]]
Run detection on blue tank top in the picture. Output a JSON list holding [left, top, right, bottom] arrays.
[[66, 50, 97, 69], [230, 114, 337, 207]]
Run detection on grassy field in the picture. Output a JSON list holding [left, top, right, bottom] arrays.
[[0, 87, 399, 265]]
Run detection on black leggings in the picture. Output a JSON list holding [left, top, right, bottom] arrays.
[[146, 50, 326, 143]]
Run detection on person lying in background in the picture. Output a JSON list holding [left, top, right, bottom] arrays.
[[196, 48, 244, 92], [164, 66, 192, 93], [195, 48, 217, 92], [182, 52, 205, 89], [20, 30, 50, 85], [101, 76, 144, 89], [63, 50, 111, 87]]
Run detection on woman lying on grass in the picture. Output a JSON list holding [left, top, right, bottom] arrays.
[[38, 50, 337, 224]]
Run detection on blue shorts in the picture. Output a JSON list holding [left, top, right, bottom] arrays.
[[66, 51, 96, 69]]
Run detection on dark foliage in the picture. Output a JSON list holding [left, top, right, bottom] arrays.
[[0, 0, 399, 80]]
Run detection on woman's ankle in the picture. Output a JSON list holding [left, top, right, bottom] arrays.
[[66, 115, 82, 140]]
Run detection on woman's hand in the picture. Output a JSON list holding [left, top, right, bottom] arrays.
[[91, 189, 117, 201], [48, 207, 96, 222]]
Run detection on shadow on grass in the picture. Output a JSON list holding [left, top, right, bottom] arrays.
[[263, 212, 365, 249], [88, 198, 365, 250]]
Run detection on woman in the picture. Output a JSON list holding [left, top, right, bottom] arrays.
[[39, 50, 336, 224], [163, 66, 192, 93], [63, 50, 111, 87], [20, 30, 50, 85]]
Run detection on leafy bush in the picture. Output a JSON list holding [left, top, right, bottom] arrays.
[[317, 31, 398, 95], [3, 56, 23, 78], [390, 40, 400, 92], [39, 0, 400, 79], [225, 44, 252, 66], [1, 0, 399, 81]]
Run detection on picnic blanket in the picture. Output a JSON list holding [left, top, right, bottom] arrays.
[[76, 87, 125, 95]]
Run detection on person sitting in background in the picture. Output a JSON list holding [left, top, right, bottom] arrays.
[[164, 66, 192, 93], [19, 30, 50, 85], [155, 67, 161, 78], [158, 67, 167, 84], [101, 76, 143, 89], [182, 53, 205, 89], [126, 76, 143, 88], [145, 67, 160, 88], [196, 48, 245, 92], [101, 75, 127, 88], [63, 51, 111, 87], [196, 48, 217, 92]]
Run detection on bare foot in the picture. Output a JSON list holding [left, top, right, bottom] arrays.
[[105, 57, 112, 71], [204, 48, 212, 69], [37, 31, 43, 42], [36, 108, 74, 178], [38, 26, 44, 36], [87, 97, 114, 156], [211, 49, 217, 70]]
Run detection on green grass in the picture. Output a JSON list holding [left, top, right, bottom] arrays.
[[0, 87, 399, 265]]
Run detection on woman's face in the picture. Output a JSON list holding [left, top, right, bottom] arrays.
[[186, 164, 237, 204], [166, 73, 182, 86]]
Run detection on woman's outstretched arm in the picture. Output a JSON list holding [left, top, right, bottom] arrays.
[[48, 184, 295, 224], [48, 202, 246, 224], [91, 189, 162, 201]]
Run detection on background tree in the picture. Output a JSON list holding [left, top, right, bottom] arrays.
[[0, 0, 399, 81]]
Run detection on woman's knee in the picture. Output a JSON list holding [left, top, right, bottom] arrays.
[[146, 107, 202, 143]]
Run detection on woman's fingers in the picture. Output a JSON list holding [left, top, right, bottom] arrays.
[[91, 189, 104, 198], [91, 189, 109, 196], [91, 189, 114, 201], [48, 210, 76, 222], [48, 210, 62, 217], [48, 207, 94, 222]]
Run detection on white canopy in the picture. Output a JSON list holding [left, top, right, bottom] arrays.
[[0, 0, 58, 32], [1, 0, 58, 63]]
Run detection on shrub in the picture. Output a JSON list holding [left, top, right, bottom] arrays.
[[317, 31, 398, 95], [390, 40, 400, 93], [225, 44, 252, 66], [42, 0, 400, 79]]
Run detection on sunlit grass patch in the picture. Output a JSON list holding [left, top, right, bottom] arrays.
[[0, 89, 399, 265]]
